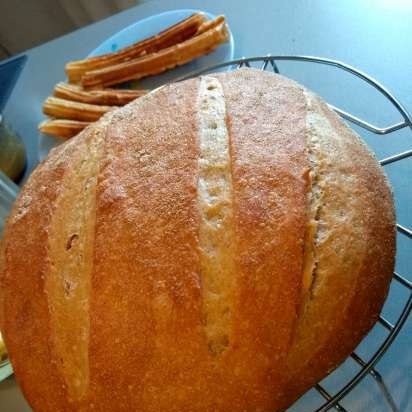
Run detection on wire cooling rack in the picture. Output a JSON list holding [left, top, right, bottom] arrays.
[[181, 56, 412, 412]]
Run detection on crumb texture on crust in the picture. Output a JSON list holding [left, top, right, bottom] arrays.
[[0, 122, 110, 412], [215, 68, 309, 411], [280, 89, 395, 409], [0, 69, 395, 412], [46, 127, 104, 400], [197, 75, 235, 356]]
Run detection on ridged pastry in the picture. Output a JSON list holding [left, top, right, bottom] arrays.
[[53, 83, 147, 106], [81, 21, 230, 89], [38, 119, 91, 139], [42, 97, 116, 122], [65, 13, 207, 83]]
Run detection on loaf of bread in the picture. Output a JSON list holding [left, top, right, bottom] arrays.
[[0, 69, 395, 412]]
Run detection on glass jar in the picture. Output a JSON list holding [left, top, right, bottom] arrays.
[[0, 165, 19, 381], [0, 114, 26, 182]]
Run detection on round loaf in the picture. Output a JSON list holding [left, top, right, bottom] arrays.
[[0, 69, 395, 412]]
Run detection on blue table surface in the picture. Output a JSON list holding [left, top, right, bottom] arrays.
[[1, 0, 411, 411]]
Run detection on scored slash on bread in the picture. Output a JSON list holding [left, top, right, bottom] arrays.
[[65, 13, 207, 83], [81, 20, 229, 89]]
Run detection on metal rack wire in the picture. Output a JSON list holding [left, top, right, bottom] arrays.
[[181, 56, 412, 412]]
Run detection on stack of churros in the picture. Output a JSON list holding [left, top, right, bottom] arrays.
[[39, 13, 229, 139]]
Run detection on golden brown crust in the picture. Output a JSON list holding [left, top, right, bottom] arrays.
[[214, 69, 310, 411], [0, 69, 395, 412], [86, 79, 205, 412]]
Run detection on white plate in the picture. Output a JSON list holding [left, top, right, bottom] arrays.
[[38, 9, 235, 161]]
